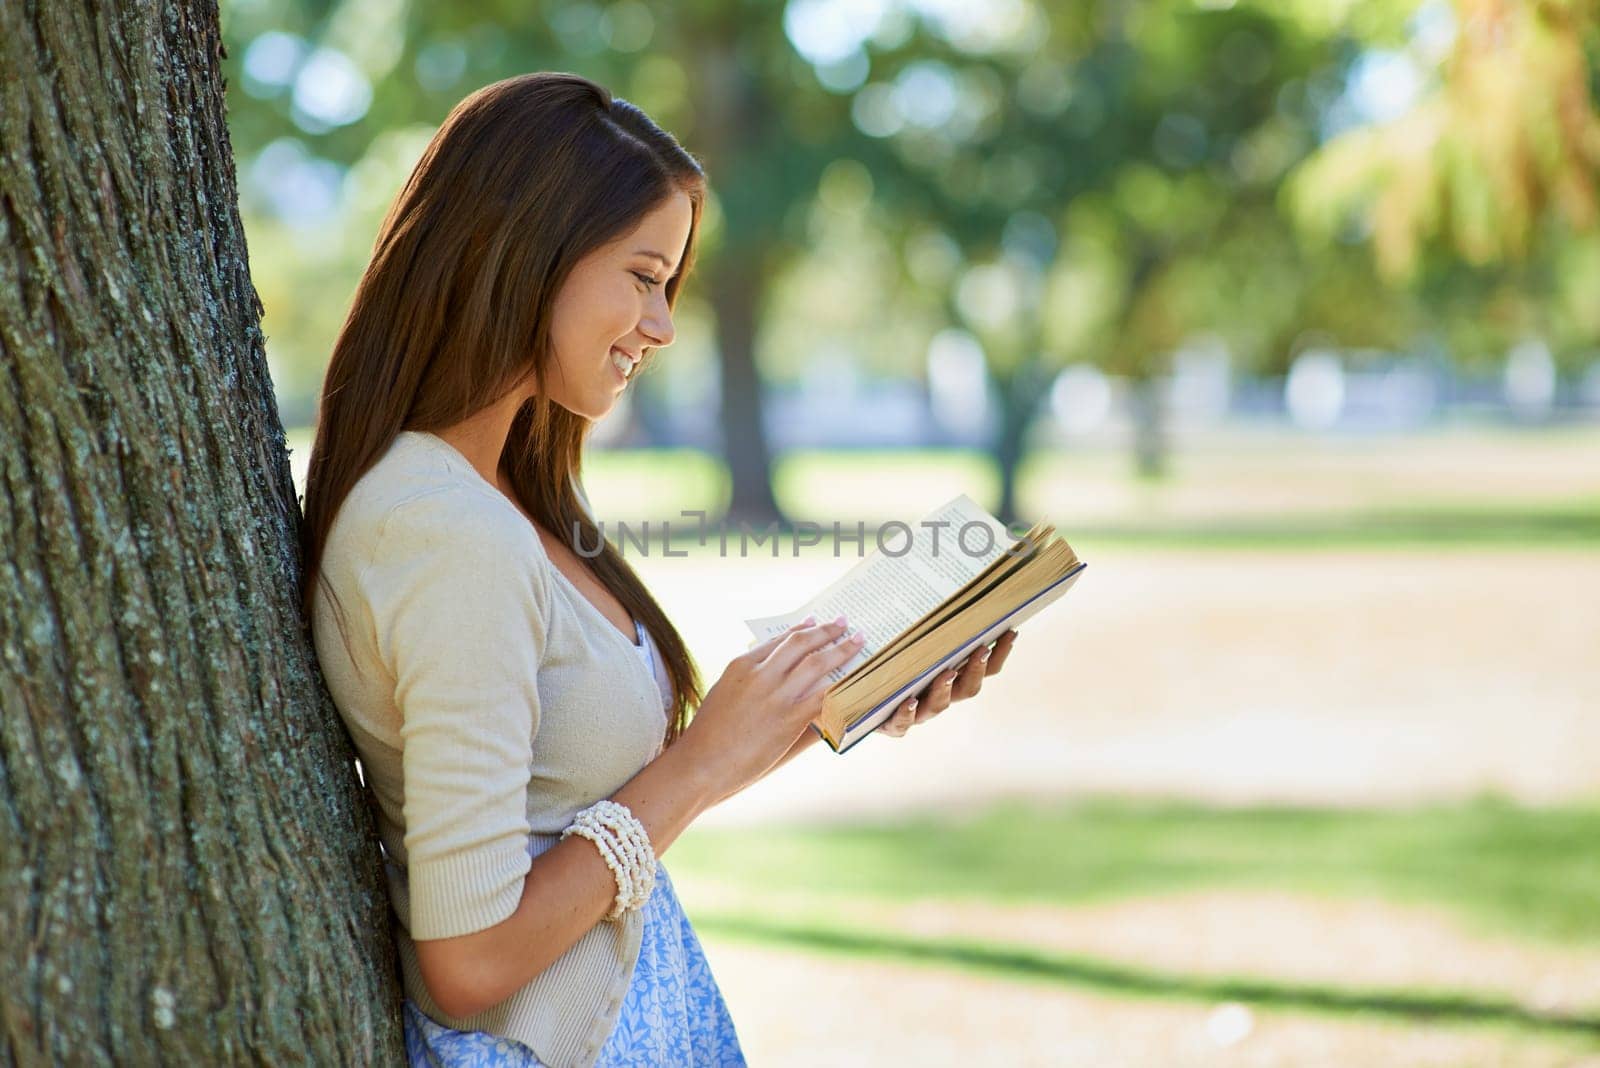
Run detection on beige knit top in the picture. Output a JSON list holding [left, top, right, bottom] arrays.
[[311, 430, 673, 1068]]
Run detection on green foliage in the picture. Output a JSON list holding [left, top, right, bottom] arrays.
[[1293, 1, 1600, 279], [1288, 1, 1600, 366], [223, 0, 1599, 451]]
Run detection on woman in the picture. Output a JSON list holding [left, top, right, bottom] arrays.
[[300, 72, 1017, 1067]]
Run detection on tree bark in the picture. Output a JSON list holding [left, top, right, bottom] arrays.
[[1120, 243, 1170, 481], [0, 2, 402, 1063], [992, 359, 1051, 528], [708, 252, 784, 525], [1128, 373, 1167, 480], [689, 40, 784, 526]]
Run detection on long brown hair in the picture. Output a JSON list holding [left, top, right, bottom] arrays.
[[301, 72, 706, 746]]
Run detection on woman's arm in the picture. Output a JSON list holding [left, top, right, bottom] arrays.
[[413, 733, 721, 1018], [707, 724, 824, 808], [414, 617, 863, 1019], [425, 722, 825, 1016]]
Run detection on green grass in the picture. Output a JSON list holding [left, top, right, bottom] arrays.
[[588, 446, 1600, 550], [674, 796, 1600, 1044], [671, 795, 1600, 948], [576, 508, 1600, 557], [1061, 505, 1600, 550], [286, 432, 1600, 548]]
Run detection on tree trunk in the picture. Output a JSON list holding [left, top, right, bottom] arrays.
[[689, 40, 784, 526], [1120, 242, 1170, 482], [1129, 373, 1167, 480], [708, 252, 784, 525], [992, 358, 1051, 528], [993, 387, 1028, 529], [0, 2, 403, 1063]]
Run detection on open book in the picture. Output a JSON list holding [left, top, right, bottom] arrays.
[[744, 494, 1086, 754]]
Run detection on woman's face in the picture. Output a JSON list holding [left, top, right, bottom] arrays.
[[543, 190, 693, 420]]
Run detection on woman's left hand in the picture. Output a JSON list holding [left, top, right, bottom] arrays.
[[877, 629, 1018, 738]]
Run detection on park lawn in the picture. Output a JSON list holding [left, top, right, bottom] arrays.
[[584, 445, 1600, 551], [281, 431, 1600, 549], [670, 795, 1600, 950], [670, 796, 1600, 1048]]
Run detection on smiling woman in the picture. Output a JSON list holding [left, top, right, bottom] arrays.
[[295, 73, 780, 1068], [294, 71, 988, 1068]]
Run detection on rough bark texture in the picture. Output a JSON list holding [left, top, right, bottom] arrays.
[[0, 2, 403, 1063]]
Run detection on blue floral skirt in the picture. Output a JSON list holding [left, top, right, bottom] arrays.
[[403, 864, 746, 1067]]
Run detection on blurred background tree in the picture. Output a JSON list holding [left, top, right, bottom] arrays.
[[1291, 0, 1600, 381], [218, 0, 1600, 523]]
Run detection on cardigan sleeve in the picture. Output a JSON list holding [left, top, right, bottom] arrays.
[[361, 487, 549, 940]]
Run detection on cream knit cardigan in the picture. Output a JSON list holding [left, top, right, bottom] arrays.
[[312, 431, 671, 1068]]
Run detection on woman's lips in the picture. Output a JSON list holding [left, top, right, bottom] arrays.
[[610, 346, 638, 385]]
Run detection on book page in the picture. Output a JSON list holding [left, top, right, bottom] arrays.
[[844, 522, 1052, 679], [835, 540, 1078, 704], [743, 494, 1014, 684], [743, 608, 813, 646], [827, 561, 1086, 751]]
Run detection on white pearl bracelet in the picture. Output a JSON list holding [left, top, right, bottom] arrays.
[[564, 822, 633, 920], [586, 800, 656, 909], [561, 799, 657, 921]]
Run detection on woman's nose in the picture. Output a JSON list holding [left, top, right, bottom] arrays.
[[639, 292, 675, 348]]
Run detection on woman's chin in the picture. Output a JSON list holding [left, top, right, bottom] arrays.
[[550, 393, 616, 422]]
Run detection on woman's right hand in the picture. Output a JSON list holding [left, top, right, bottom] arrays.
[[679, 615, 864, 799]]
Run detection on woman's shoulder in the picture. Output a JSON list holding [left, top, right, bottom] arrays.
[[328, 431, 548, 572]]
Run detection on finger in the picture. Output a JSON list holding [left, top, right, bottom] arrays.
[[919, 668, 959, 717], [984, 630, 1018, 677], [762, 616, 852, 673], [912, 697, 944, 726], [878, 696, 919, 738], [951, 644, 991, 701], [744, 615, 818, 659], [792, 627, 868, 697]]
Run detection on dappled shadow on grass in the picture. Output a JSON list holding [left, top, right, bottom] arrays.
[[698, 914, 1600, 1041], [672, 796, 1600, 949]]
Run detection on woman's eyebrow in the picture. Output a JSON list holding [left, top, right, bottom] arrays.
[[633, 249, 677, 272]]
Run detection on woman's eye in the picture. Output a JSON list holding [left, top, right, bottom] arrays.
[[632, 271, 659, 289]]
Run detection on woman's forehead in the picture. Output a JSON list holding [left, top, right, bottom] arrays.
[[611, 192, 693, 266]]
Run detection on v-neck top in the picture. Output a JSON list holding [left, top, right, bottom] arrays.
[[631, 619, 673, 714], [540, 557, 672, 719], [311, 430, 674, 1067], [540, 534, 672, 720]]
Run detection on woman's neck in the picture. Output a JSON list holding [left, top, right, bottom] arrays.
[[433, 388, 530, 491]]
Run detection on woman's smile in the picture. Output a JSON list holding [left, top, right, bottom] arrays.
[[609, 345, 639, 386]]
